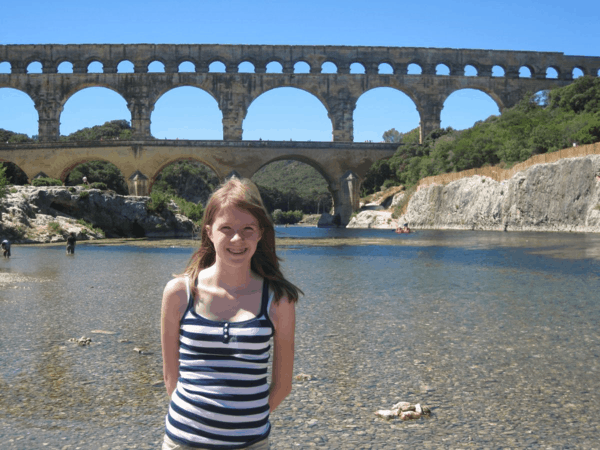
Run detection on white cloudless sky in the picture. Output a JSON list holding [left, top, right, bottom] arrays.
[[1, 0, 599, 141]]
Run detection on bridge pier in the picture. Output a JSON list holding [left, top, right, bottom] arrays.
[[34, 96, 63, 142], [418, 96, 443, 143], [333, 171, 362, 225], [327, 96, 356, 142], [128, 171, 149, 196]]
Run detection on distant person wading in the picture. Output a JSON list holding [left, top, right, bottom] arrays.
[[66, 232, 76, 254]]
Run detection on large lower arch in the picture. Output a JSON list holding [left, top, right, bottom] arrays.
[[354, 87, 420, 142], [250, 155, 338, 218], [63, 160, 129, 195], [151, 86, 222, 140], [150, 158, 220, 205], [60, 87, 131, 136], [440, 88, 501, 130], [0, 87, 38, 137], [148, 157, 224, 195], [243, 87, 331, 141]]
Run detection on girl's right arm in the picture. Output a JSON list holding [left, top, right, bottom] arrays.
[[161, 277, 189, 398]]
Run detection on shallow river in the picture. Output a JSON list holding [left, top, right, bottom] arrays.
[[1, 228, 599, 449]]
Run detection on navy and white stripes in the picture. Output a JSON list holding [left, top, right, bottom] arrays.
[[165, 278, 274, 449]]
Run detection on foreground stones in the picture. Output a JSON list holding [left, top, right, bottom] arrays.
[[375, 401, 432, 421], [68, 336, 92, 346]]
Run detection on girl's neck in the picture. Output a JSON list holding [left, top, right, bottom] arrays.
[[211, 260, 255, 291]]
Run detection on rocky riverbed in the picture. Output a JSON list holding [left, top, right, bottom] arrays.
[[0, 186, 194, 243]]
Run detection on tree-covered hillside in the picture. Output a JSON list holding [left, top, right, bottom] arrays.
[[362, 76, 600, 195], [60, 119, 133, 141], [252, 160, 332, 214]]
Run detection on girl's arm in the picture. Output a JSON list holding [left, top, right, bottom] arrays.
[[268, 297, 296, 412], [161, 277, 189, 398]]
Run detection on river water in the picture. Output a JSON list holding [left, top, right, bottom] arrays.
[[1, 228, 599, 449]]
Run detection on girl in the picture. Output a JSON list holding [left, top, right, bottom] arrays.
[[161, 178, 301, 450]]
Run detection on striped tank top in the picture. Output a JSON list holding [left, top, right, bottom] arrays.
[[165, 277, 274, 449]]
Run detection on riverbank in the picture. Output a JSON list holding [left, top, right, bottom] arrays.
[[0, 185, 194, 243], [348, 154, 600, 232]]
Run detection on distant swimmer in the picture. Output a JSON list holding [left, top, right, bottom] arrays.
[[1, 239, 11, 258], [66, 232, 76, 254], [395, 223, 411, 234]]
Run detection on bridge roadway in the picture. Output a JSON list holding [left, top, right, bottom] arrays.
[[0, 139, 398, 225]]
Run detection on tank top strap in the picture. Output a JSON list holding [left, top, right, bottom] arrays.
[[260, 278, 269, 314], [184, 276, 194, 310]]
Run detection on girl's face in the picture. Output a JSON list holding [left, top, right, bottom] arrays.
[[207, 205, 262, 268]]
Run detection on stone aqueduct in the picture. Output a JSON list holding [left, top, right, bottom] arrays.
[[1, 44, 599, 224]]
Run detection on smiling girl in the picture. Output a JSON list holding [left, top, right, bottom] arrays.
[[161, 177, 302, 450]]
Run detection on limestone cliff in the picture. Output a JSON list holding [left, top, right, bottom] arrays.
[[0, 186, 194, 243], [398, 155, 600, 232]]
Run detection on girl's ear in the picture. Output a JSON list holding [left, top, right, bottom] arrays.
[[205, 224, 213, 242]]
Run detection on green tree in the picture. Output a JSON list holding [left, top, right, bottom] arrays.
[[0, 164, 8, 199], [61, 120, 133, 141], [363, 76, 600, 192], [65, 161, 129, 195]]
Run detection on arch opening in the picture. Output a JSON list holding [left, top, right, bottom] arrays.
[[27, 61, 42, 74], [64, 160, 129, 195], [573, 67, 584, 78], [57, 62, 73, 73], [60, 87, 130, 136], [407, 63, 422, 75], [151, 86, 222, 140], [178, 61, 195, 73], [209, 61, 226, 73], [266, 61, 283, 73], [251, 159, 333, 220], [117, 60, 135, 73], [378, 63, 394, 74], [321, 62, 337, 74], [546, 67, 559, 79], [464, 65, 478, 76], [441, 88, 501, 130], [87, 61, 103, 73], [294, 62, 310, 74], [492, 65, 505, 77], [0, 162, 29, 185], [519, 66, 532, 78], [350, 63, 365, 74], [354, 87, 420, 143], [152, 159, 219, 207], [0, 88, 38, 138], [238, 61, 255, 73], [436, 64, 450, 76], [148, 61, 165, 73], [244, 87, 331, 141], [0, 62, 11, 73]]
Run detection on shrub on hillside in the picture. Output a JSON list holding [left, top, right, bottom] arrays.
[[31, 177, 62, 187], [90, 181, 108, 190], [272, 209, 303, 225]]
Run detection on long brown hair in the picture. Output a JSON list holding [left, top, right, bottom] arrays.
[[184, 177, 302, 303]]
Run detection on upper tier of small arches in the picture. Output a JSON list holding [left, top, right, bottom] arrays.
[[1, 44, 599, 80]]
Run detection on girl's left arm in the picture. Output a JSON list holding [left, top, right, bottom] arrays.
[[268, 297, 296, 412]]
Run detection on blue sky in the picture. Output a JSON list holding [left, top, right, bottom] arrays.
[[1, 0, 599, 141]]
